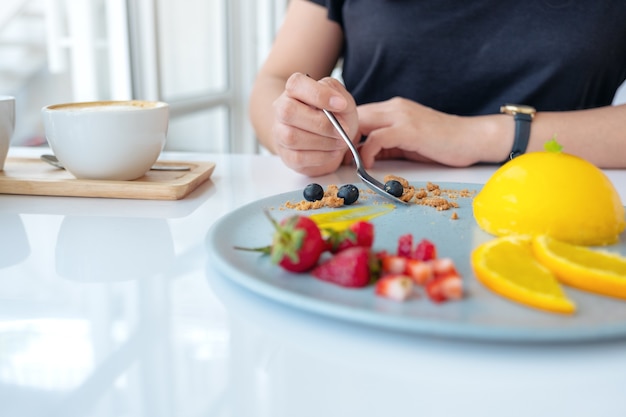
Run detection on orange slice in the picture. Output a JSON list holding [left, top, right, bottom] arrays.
[[531, 235, 626, 300], [471, 235, 576, 314]]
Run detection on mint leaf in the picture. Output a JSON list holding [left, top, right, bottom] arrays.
[[544, 135, 563, 153]]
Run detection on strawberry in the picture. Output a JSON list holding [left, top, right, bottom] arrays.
[[404, 259, 433, 285], [380, 254, 407, 274], [325, 220, 375, 253], [375, 274, 414, 301], [413, 238, 437, 261], [397, 234, 413, 257], [312, 246, 380, 287], [425, 272, 463, 303], [430, 257, 458, 276], [235, 211, 325, 273]]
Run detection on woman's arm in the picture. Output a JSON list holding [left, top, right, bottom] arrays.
[[527, 104, 626, 168], [357, 99, 626, 169], [252, 1, 626, 172], [249, 0, 361, 176]]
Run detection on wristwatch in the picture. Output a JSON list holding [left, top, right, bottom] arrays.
[[500, 104, 536, 163]]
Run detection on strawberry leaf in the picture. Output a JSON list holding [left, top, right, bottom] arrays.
[[270, 216, 305, 265]]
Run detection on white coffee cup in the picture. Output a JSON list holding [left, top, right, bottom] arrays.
[[0, 96, 15, 171], [41, 100, 169, 181]]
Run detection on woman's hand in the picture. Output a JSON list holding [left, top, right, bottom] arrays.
[[357, 97, 510, 168], [271, 73, 360, 177]]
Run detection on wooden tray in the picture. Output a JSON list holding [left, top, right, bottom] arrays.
[[0, 157, 215, 200]]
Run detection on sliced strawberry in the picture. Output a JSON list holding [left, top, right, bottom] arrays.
[[312, 246, 380, 288], [413, 238, 437, 261], [397, 233, 413, 258], [349, 220, 375, 248], [375, 274, 414, 301], [375, 249, 390, 259], [381, 254, 407, 274], [425, 272, 463, 303], [326, 220, 375, 253], [439, 274, 464, 300], [405, 259, 433, 285], [430, 257, 458, 277]]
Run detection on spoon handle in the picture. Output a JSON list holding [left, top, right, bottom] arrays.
[[322, 109, 365, 171]]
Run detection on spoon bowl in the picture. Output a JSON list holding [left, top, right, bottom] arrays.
[[322, 109, 408, 205]]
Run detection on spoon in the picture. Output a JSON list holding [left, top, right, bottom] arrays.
[[41, 154, 191, 172], [322, 109, 409, 205]]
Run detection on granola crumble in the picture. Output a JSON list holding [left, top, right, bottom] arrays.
[[282, 177, 476, 212]]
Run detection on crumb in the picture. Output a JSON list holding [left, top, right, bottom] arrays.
[[414, 189, 428, 199], [426, 182, 439, 192], [324, 195, 346, 208], [384, 174, 410, 188], [284, 200, 327, 210], [451, 211, 459, 220], [282, 184, 346, 210], [400, 186, 416, 202], [280, 177, 475, 212]]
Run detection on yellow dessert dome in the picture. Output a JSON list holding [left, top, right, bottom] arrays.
[[473, 141, 625, 246]]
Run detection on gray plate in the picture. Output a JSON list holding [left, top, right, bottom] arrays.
[[205, 182, 626, 343]]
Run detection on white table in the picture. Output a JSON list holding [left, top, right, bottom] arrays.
[[1, 147, 626, 417]]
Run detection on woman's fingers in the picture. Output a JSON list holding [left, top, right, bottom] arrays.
[[269, 72, 362, 176], [284, 72, 347, 112]]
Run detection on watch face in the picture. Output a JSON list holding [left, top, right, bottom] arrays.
[[501, 104, 536, 115]]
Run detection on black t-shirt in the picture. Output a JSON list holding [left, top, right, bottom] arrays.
[[307, 0, 626, 115]]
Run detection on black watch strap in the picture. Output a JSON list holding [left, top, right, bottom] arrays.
[[505, 112, 532, 163]]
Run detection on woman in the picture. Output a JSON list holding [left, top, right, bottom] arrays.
[[249, 0, 626, 177]]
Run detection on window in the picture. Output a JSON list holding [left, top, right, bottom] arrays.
[[127, 0, 288, 153], [1, 0, 287, 153]]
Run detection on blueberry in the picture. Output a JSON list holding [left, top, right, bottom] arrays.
[[303, 183, 324, 201], [337, 184, 359, 205], [384, 180, 404, 197]]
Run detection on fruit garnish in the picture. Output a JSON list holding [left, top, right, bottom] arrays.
[[405, 258, 434, 284], [234, 212, 325, 273], [378, 235, 463, 302], [325, 220, 374, 253], [312, 246, 380, 288], [303, 183, 324, 202], [337, 184, 360, 205], [375, 275, 414, 301], [425, 272, 464, 303], [414, 238, 437, 261], [397, 234, 413, 258], [309, 204, 394, 231], [237, 211, 464, 304], [384, 180, 404, 197], [395, 234, 437, 261], [531, 235, 626, 300], [543, 135, 563, 153], [471, 235, 576, 314], [473, 141, 625, 245]]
